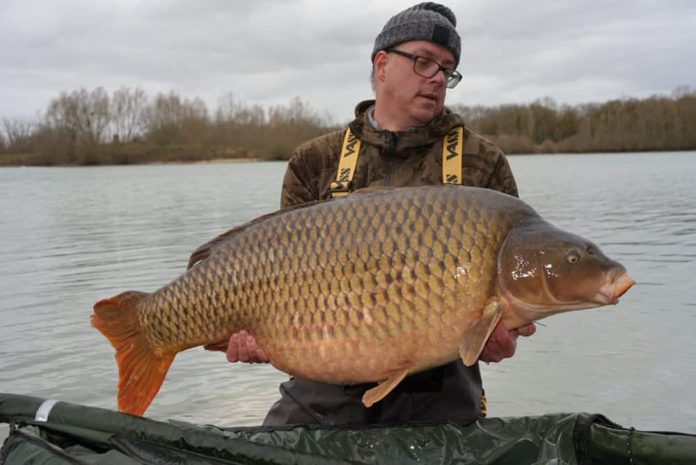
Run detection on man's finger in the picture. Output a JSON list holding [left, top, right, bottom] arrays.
[[516, 323, 537, 338], [496, 334, 516, 358], [226, 333, 241, 362], [223, 331, 270, 363], [479, 322, 505, 362], [494, 322, 516, 353], [237, 331, 251, 362]]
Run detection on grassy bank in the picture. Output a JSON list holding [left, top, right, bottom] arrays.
[[0, 143, 289, 167], [2, 141, 694, 168]]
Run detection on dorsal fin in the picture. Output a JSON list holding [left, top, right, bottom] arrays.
[[187, 198, 329, 269]]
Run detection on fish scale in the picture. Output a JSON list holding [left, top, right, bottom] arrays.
[[249, 189, 497, 380], [92, 185, 633, 416]]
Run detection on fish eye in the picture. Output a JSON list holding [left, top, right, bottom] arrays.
[[566, 251, 581, 264]]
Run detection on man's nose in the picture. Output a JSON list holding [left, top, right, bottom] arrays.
[[430, 68, 447, 86]]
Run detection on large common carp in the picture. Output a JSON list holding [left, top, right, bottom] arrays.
[[92, 185, 634, 416]]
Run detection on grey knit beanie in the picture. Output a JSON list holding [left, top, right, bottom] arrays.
[[371, 2, 461, 65]]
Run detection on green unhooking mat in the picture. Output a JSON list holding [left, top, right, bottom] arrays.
[[1, 393, 694, 464]]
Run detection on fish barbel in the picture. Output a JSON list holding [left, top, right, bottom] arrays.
[[92, 185, 634, 416]]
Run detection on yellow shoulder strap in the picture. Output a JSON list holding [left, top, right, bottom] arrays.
[[330, 126, 462, 196], [442, 126, 464, 185], [330, 128, 361, 198]]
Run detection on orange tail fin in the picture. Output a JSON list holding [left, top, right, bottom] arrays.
[[91, 291, 175, 416]]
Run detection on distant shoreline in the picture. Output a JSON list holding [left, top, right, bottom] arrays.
[[1, 149, 694, 168], [149, 157, 264, 165], [0, 151, 272, 167]]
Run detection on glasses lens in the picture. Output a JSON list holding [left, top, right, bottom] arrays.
[[413, 56, 439, 78], [396, 50, 460, 88], [446, 71, 462, 89]]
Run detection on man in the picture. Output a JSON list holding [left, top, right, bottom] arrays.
[[209, 2, 535, 425]]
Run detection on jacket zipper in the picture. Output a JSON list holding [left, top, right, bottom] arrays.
[[383, 132, 398, 186]]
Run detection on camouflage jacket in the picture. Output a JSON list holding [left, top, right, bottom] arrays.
[[264, 100, 519, 425], [281, 99, 518, 208]]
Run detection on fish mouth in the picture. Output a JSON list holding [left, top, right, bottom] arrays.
[[594, 271, 635, 305]]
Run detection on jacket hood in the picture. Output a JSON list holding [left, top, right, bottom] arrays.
[[348, 100, 465, 157]]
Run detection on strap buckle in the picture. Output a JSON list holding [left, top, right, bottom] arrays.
[[329, 180, 352, 198]]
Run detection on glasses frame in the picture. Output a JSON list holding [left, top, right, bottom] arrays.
[[386, 49, 462, 89]]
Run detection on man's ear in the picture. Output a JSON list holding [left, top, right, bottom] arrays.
[[373, 51, 389, 82]]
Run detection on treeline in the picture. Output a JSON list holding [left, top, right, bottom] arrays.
[[1, 86, 695, 165], [453, 87, 696, 154], [0, 88, 334, 165]]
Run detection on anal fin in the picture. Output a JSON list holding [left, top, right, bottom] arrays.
[[362, 369, 409, 407]]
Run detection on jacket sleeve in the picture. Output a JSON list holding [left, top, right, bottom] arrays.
[[474, 132, 519, 198], [488, 152, 519, 198], [460, 126, 519, 198], [280, 129, 343, 209], [280, 149, 320, 209]]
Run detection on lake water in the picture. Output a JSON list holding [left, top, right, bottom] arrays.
[[1, 152, 695, 439]]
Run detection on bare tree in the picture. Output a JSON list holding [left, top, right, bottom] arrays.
[[45, 87, 111, 145], [145, 91, 209, 145], [87, 87, 110, 144], [216, 92, 265, 126], [2, 117, 36, 152], [268, 97, 324, 127], [110, 87, 148, 142]]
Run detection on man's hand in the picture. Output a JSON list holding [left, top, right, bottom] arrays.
[[203, 331, 269, 363], [478, 321, 536, 363]]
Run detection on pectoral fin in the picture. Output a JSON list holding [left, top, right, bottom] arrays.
[[459, 298, 504, 366], [362, 369, 409, 407]]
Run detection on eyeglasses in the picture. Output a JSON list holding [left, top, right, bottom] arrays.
[[386, 49, 462, 89]]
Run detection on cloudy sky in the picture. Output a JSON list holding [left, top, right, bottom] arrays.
[[2, 0, 695, 124]]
